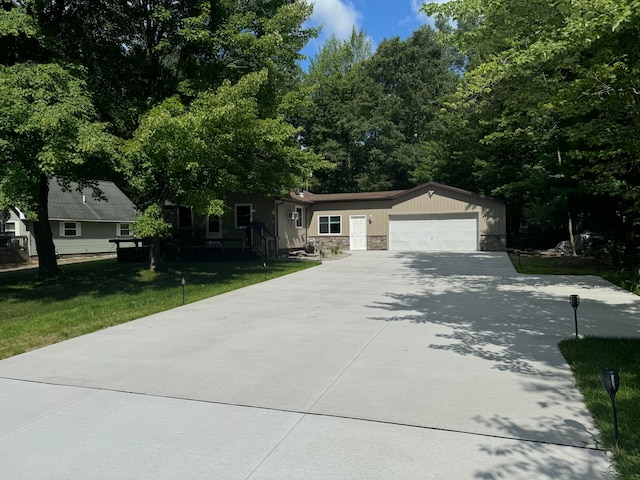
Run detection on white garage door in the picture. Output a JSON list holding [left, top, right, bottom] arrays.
[[389, 214, 478, 251]]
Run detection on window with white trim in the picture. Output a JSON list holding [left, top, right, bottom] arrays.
[[0, 221, 15, 236], [59, 222, 81, 237], [235, 204, 252, 229], [295, 206, 303, 229], [318, 215, 341, 235], [117, 223, 133, 237]]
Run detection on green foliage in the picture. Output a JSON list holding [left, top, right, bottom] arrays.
[[302, 26, 457, 193], [0, 61, 114, 216], [132, 204, 171, 240], [124, 70, 326, 238], [422, 0, 640, 252]]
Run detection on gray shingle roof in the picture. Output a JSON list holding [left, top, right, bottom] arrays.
[[48, 178, 139, 222]]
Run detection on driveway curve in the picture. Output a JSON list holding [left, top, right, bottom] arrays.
[[1, 251, 635, 479]]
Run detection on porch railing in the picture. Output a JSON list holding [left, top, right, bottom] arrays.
[[0, 235, 28, 251], [248, 223, 277, 259]]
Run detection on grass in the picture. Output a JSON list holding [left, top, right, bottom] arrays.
[[0, 258, 318, 360], [560, 338, 640, 479], [510, 252, 640, 294], [511, 252, 640, 478]]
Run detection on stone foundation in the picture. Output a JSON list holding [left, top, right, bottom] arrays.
[[480, 235, 507, 251], [309, 236, 350, 253], [367, 236, 387, 250]]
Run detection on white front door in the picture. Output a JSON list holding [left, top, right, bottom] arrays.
[[349, 215, 367, 251]]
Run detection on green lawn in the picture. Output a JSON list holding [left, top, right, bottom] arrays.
[[0, 258, 318, 360], [510, 252, 640, 294], [510, 253, 640, 479], [560, 338, 640, 479]]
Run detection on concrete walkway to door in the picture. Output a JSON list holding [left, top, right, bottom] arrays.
[[0, 251, 636, 479]]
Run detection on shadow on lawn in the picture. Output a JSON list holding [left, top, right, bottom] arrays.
[[0, 258, 284, 303], [366, 252, 630, 479]]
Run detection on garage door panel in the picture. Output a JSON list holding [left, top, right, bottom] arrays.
[[389, 214, 478, 251]]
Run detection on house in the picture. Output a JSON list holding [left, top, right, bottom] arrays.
[[301, 182, 506, 252], [175, 181, 505, 258], [2, 178, 138, 260]]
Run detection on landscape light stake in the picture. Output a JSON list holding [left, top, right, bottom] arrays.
[[601, 368, 620, 446], [569, 295, 580, 338], [181, 277, 186, 305], [263, 260, 267, 280]]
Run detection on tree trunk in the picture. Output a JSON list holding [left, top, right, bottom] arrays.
[[149, 235, 161, 271], [568, 211, 577, 257], [33, 175, 63, 279]]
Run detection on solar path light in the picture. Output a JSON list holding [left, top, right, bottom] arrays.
[[569, 295, 580, 338], [181, 277, 186, 305], [601, 368, 621, 446]]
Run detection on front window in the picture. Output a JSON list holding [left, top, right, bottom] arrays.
[[295, 206, 303, 229], [235, 204, 252, 229], [318, 215, 341, 235], [117, 223, 133, 237], [60, 222, 81, 237], [0, 221, 15, 236]]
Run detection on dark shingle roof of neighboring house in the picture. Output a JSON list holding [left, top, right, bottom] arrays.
[[291, 181, 499, 204], [48, 178, 138, 222]]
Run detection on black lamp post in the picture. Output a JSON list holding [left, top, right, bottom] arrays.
[[601, 368, 620, 446], [181, 277, 186, 305], [569, 294, 580, 338]]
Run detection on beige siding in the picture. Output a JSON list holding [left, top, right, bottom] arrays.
[[276, 200, 307, 251], [307, 201, 390, 237], [307, 187, 506, 251], [390, 188, 506, 238]]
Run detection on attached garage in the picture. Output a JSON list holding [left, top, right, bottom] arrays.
[[303, 182, 507, 253], [389, 213, 478, 251]]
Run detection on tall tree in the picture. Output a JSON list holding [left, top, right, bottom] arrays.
[[423, 0, 640, 255], [0, 3, 115, 278], [300, 28, 373, 193], [301, 26, 457, 192], [2, 0, 322, 272]]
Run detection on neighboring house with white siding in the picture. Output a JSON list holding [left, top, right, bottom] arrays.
[[3, 178, 138, 260]]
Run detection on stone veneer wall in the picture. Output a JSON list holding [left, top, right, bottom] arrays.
[[310, 236, 389, 252], [367, 236, 387, 250], [310, 236, 350, 252], [480, 235, 507, 251], [310, 234, 506, 252]]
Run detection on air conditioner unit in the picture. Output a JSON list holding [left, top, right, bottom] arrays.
[[287, 211, 299, 220]]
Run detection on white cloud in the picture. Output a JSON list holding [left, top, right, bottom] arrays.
[[308, 0, 361, 40], [410, 0, 429, 23], [403, 0, 450, 28]]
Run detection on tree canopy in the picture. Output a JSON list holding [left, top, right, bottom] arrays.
[[1, 0, 323, 273], [301, 26, 457, 193], [422, 0, 640, 255]]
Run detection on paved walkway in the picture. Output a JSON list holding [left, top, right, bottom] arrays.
[[1, 251, 638, 479]]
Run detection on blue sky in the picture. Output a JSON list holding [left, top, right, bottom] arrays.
[[301, 0, 445, 66]]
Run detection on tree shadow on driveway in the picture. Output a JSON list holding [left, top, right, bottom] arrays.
[[363, 252, 630, 479]]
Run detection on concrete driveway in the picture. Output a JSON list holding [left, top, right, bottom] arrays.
[[1, 251, 638, 479]]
